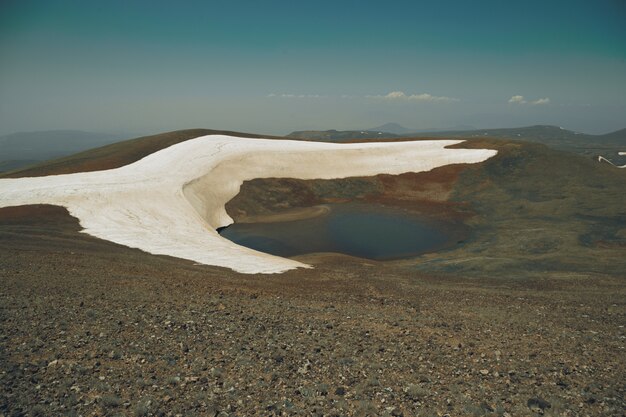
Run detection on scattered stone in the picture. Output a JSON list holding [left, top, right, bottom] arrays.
[[527, 397, 552, 414], [1, 242, 624, 416], [405, 384, 428, 401]]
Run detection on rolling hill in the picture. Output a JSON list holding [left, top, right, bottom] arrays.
[[423, 125, 626, 153], [0, 129, 282, 178], [287, 129, 400, 141], [366, 122, 416, 135], [1, 128, 624, 415], [288, 125, 626, 158], [3, 127, 623, 278], [0, 130, 127, 173]]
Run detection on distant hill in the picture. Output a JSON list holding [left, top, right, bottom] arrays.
[[596, 128, 626, 142], [366, 123, 477, 135], [287, 129, 400, 142], [289, 125, 626, 157], [421, 125, 615, 142], [0, 129, 284, 178], [0, 130, 127, 172], [422, 125, 625, 157], [366, 123, 415, 135]]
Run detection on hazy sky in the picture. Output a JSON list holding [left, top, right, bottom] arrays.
[[1, 0, 625, 136]]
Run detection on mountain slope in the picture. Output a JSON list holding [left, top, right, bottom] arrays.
[[229, 138, 626, 278], [1, 129, 624, 415], [424, 124, 625, 145], [3, 127, 624, 278], [597, 127, 626, 142], [287, 129, 400, 141], [0, 129, 282, 178], [366, 122, 415, 135], [0, 130, 126, 172], [289, 125, 626, 156]]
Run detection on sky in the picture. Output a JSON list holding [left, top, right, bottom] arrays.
[[0, 0, 625, 136]]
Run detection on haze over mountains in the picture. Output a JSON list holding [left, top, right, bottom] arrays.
[[2, 124, 624, 174], [366, 122, 476, 135], [289, 124, 626, 158], [0, 130, 127, 172], [366, 123, 416, 135]]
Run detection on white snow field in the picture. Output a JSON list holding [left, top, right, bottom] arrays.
[[0, 135, 497, 273]]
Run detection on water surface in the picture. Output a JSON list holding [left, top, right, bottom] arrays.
[[220, 203, 457, 260]]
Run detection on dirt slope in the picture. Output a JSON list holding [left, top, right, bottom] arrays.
[[0, 131, 624, 415], [0, 129, 283, 178]]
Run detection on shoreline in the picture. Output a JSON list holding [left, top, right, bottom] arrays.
[[0, 134, 497, 273], [233, 204, 331, 224]]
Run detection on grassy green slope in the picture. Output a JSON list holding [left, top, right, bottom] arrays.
[[413, 140, 626, 278]]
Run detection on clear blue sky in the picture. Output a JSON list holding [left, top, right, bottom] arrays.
[[1, 0, 624, 135]]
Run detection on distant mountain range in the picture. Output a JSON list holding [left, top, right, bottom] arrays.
[[288, 124, 626, 158], [366, 123, 416, 135], [3, 125, 624, 173], [417, 125, 626, 158], [0, 130, 127, 172], [289, 123, 480, 140], [366, 122, 476, 135], [287, 129, 400, 141]]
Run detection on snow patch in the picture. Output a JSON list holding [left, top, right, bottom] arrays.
[[0, 135, 497, 274]]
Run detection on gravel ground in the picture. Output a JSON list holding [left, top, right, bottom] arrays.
[[1, 229, 624, 416], [2, 131, 624, 416]]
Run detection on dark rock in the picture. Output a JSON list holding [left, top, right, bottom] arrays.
[[391, 407, 403, 416], [527, 397, 551, 413], [480, 402, 495, 412]]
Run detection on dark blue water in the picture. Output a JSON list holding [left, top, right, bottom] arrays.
[[219, 203, 455, 260]]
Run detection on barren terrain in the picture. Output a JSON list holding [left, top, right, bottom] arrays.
[[1, 131, 624, 416]]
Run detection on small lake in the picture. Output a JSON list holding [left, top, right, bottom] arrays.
[[219, 203, 460, 260]]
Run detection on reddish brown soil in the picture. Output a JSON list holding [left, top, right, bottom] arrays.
[[1, 133, 624, 416], [1, 205, 624, 416], [366, 165, 473, 222]]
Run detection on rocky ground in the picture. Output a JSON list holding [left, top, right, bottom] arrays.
[[1, 132, 625, 416], [0, 207, 624, 416]]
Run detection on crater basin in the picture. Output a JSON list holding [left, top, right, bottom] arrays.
[[219, 202, 462, 261]]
